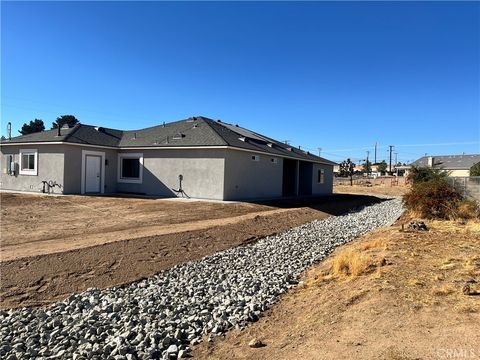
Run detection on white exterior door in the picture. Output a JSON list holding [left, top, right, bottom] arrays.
[[85, 155, 101, 193]]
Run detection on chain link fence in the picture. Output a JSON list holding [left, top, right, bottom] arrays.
[[446, 177, 480, 202]]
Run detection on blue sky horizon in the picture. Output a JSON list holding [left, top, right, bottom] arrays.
[[1, 1, 479, 164]]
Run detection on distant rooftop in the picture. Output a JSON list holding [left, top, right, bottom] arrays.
[[411, 154, 480, 170]]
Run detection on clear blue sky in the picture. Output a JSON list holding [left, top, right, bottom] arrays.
[[1, 1, 479, 164]]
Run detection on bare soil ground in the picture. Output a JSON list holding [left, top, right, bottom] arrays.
[[335, 184, 409, 197], [0, 192, 380, 309], [194, 219, 480, 360]]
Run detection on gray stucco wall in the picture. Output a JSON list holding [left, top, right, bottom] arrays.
[[63, 146, 118, 194], [0, 145, 65, 194], [116, 149, 226, 200], [223, 149, 283, 200], [312, 163, 334, 195]]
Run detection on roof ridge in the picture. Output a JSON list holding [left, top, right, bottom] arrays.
[[62, 122, 83, 142], [199, 118, 229, 146]]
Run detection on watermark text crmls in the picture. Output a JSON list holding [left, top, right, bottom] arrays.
[[436, 348, 479, 359]]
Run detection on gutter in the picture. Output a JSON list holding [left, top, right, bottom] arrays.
[[0, 141, 336, 166]]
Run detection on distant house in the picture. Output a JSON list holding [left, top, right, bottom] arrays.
[[409, 154, 480, 177], [0, 116, 336, 200]]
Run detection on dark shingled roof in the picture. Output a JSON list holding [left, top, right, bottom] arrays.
[[1, 116, 336, 165], [411, 154, 480, 170]]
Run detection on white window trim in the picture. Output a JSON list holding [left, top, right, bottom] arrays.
[[19, 149, 38, 176], [117, 153, 143, 184], [81, 150, 105, 194], [318, 168, 325, 184]]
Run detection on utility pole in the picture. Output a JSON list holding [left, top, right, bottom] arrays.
[[374, 142, 377, 164], [388, 145, 394, 175], [366, 150, 370, 176], [318, 147, 322, 157]]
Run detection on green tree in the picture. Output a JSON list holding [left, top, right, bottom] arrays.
[[470, 162, 480, 176], [52, 115, 79, 129], [19, 119, 45, 135], [376, 161, 387, 175], [407, 166, 448, 184], [362, 160, 372, 175], [340, 158, 356, 185]]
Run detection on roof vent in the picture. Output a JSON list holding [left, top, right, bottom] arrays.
[[239, 136, 246, 142], [61, 124, 70, 129], [217, 119, 222, 123], [132, 132, 137, 140], [235, 124, 239, 127], [173, 133, 185, 140], [287, 147, 292, 151], [267, 143, 273, 148], [193, 123, 198, 128], [94, 126, 105, 133], [187, 117, 196, 122]]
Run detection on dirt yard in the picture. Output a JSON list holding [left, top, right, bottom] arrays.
[[335, 183, 409, 197], [194, 219, 480, 360], [0, 192, 380, 309]]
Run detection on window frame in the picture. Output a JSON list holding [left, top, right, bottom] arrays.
[[271, 158, 278, 164], [19, 149, 38, 176], [117, 153, 143, 184], [251, 154, 260, 162], [318, 168, 325, 184]]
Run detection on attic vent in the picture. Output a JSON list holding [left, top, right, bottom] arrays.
[[239, 137, 246, 142], [94, 127, 105, 133], [173, 133, 185, 140], [193, 123, 198, 128], [287, 147, 292, 151], [235, 124, 239, 127], [267, 143, 273, 148], [217, 119, 222, 123]]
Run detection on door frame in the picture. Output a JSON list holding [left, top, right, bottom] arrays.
[[81, 150, 105, 194]]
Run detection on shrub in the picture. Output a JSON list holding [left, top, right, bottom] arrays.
[[470, 162, 480, 176], [403, 179, 462, 219], [407, 166, 448, 184], [456, 200, 480, 220]]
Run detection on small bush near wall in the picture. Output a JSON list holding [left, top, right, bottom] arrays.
[[403, 180, 461, 219], [403, 179, 479, 220]]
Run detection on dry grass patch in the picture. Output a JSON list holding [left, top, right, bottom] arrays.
[[362, 238, 387, 250], [432, 285, 456, 296], [331, 248, 373, 278]]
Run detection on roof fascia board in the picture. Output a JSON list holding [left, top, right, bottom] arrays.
[[0, 141, 334, 165]]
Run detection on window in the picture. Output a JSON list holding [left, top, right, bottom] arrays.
[[122, 158, 140, 178], [251, 155, 260, 161], [271, 158, 278, 164], [318, 169, 325, 184], [19, 149, 38, 176], [118, 153, 143, 183]]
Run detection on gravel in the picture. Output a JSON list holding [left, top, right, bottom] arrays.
[[0, 198, 403, 360]]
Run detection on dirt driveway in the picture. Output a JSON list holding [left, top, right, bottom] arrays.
[[0, 192, 381, 309]]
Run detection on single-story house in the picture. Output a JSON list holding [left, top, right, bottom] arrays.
[[0, 116, 336, 200], [409, 154, 480, 177]]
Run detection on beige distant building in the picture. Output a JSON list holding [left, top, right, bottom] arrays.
[[409, 154, 480, 177]]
